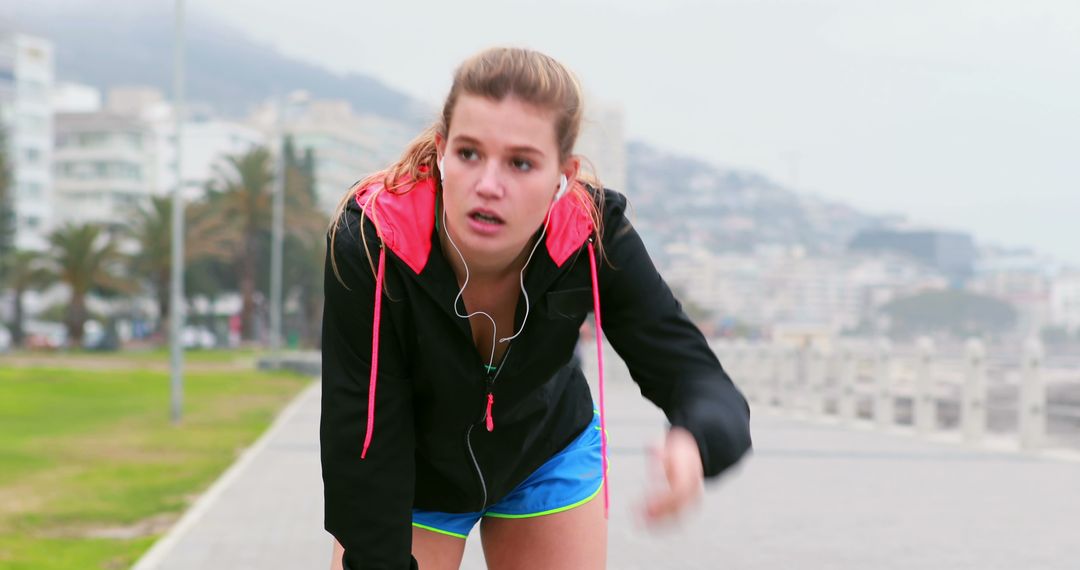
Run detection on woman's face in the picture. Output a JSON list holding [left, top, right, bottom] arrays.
[[437, 93, 575, 269]]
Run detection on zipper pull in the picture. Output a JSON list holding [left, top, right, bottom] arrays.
[[485, 393, 495, 432]]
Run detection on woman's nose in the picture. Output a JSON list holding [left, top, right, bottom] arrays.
[[474, 162, 505, 199]]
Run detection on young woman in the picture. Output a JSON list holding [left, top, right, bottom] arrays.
[[322, 47, 751, 570]]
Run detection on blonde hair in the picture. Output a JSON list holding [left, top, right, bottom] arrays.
[[329, 46, 606, 285]]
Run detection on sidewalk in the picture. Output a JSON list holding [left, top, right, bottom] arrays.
[[132, 356, 1080, 569]]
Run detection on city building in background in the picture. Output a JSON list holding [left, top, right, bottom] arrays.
[[0, 33, 55, 251], [849, 228, 977, 285], [53, 85, 268, 233], [575, 97, 627, 194], [181, 118, 266, 198], [663, 242, 949, 337], [53, 98, 160, 232], [52, 81, 101, 114], [1050, 270, 1080, 334], [248, 92, 412, 214], [969, 247, 1056, 338]]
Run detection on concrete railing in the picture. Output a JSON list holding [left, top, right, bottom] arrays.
[[712, 337, 1080, 452]]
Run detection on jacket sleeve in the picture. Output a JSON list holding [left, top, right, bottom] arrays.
[[321, 211, 418, 570], [597, 190, 752, 478]]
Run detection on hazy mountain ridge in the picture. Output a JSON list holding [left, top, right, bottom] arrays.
[[625, 141, 887, 261], [6, 1, 431, 125]]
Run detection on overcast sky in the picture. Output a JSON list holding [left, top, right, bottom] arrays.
[[43, 0, 1080, 264]]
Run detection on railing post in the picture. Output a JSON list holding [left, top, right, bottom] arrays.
[[793, 344, 808, 414], [838, 345, 857, 422], [875, 339, 894, 427], [759, 344, 776, 407], [769, 344, 784, 408], [962, 339, 987, 444], [1019, 338, 1046, 450], [915, 336, 937, 434], [729, 340, 751, 404], [806, 346, 826, 415]]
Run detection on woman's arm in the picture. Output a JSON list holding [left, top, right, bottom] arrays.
[[597, 190, 752, 478], [321, 211, 418, 570]]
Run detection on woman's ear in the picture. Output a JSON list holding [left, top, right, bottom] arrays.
[[435, 133, 446, 170], [562, 155, 581, 184]]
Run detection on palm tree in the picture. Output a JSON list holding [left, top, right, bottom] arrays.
[[46, 223, 131, 346], [207, 143, 327, 343], [3, 250, 53, 347], [206, 147, 275, 341], [0, 127, 15, 266], [128, 195, 234, 337]]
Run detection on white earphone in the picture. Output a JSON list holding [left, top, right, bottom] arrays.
[[554, 174, 569, 202]]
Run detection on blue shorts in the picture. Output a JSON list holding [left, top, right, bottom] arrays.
[[412, 412, 604, 539]]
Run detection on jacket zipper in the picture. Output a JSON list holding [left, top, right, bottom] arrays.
[[465, 345, 513, 511]]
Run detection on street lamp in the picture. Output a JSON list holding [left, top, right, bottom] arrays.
[[169, 0, 186, 423]]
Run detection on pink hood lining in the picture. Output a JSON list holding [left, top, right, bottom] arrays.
[[353, 176, 595, 273]]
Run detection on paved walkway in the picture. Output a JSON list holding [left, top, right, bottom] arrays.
[[132, 354, 1080, 569]]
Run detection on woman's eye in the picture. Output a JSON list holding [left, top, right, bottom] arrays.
[[457, 148, 479, 161], [511, 158, 533, 172]]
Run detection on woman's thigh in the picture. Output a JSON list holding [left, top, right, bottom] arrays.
[[479, 493, 607, 570], [412, 526, 467, 570]]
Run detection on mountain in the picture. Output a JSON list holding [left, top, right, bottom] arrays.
[[4, 0, 431, 126], [625, 141, 888, 263]]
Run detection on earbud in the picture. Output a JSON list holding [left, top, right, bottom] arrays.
[[553, 174, 569, 202], [438, 156, 446, 182]]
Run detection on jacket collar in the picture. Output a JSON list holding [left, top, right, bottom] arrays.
[[354, 175, 594, 275]]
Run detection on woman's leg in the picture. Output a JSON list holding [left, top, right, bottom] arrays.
[[412, 526, 467, 570], [479, 492, 607, 570]]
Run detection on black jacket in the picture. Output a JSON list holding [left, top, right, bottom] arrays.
[[321, 179, 751, 569]]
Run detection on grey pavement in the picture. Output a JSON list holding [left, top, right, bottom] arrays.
[[132, 354, 1080, 569]]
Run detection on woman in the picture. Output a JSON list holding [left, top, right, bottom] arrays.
[[322, 47, 751, 570]]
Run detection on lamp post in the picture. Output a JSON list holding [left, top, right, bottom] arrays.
[[169, 0, 186, 423]]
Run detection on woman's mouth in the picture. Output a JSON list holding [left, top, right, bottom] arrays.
[[468, 209, 505, 225], [465, 208, 506, 237]]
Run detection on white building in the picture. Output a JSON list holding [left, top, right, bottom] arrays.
[[575, 97, 627, 194], [0, 33, 55, 251], [1050, 270, 1080, 333], [52, 86, 267, 231], [52, 81, 102, 114], [249, 93, 413, 214], [53, 110, 158, 231], [181, 118, 266, 198], [970, 248, 1056, 337], [662, 243, 948, 335]]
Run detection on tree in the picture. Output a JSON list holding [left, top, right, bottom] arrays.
[[207, 143, 327, 343], [46, 223, 131, 346], [0, 127, 15, 276], [3, 250, 53, 347], [880, 289, 1018, 339], [206, 147, 275, 341], [127, 195, 234, 337]]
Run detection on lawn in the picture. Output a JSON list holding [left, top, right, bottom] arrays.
[[0, 354, 312, 569]]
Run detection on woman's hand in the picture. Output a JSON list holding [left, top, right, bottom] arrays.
[[642, 426, 704, 525]]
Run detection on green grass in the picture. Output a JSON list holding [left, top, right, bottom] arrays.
[[4, 347, 269, 365], [0, 360, 312, 569]]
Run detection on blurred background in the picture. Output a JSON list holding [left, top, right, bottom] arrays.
[[0, 1, 1078, 569]]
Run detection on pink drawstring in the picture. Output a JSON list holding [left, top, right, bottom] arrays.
[[361, 246, 386, 460], [587, 242, 609, 518]]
